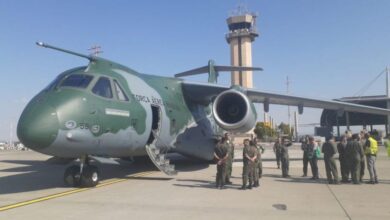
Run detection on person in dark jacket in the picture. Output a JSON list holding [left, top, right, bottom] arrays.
[[337, 136, 349, 182], [301, 135, 310, 177]]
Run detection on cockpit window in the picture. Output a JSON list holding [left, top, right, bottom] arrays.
[[60, 74, 93, 88], [113, 80, 129, 101], [92, 77, 113, 99]]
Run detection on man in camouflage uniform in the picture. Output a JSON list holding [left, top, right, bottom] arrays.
[[359, 131, 366, 183], [322, 136, 339, 184], [214, 137, 228, 189], [280, 138, 292, 178], [253, 138, 265, 187], [345, 134, 364, 184], [241, 139, 257, 190], [273, 138, 282, 169], [337, 135, 349, 182], [301, 135, 310, 177], [224, 133, 234, 184]]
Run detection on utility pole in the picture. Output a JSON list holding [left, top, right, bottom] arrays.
[[9, 122, 13, 149], [286, 76, 291, 135], [386, 66, 390, 98], [294, 111, 299, 141], [386, 66, 390, 135]]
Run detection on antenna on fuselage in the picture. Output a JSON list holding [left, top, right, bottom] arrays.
[[36, 41, 96, 61], [88, 45, 103, 57]]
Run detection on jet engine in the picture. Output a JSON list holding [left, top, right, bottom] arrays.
[[212, 89, 257, 133]]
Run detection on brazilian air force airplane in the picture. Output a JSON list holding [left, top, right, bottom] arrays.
[[17, 42, 390, 187]]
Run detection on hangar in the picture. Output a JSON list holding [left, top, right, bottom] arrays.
[[320, 95, 390, 136]]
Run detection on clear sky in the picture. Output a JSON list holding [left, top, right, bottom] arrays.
[[1, 0, 390, 141]]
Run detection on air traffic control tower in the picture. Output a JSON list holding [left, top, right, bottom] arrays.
[[226, 12, 259, 88]]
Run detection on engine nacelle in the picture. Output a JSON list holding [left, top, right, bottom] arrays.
[[212, 89, 257, 133]]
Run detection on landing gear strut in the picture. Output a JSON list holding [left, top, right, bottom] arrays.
[[64, 155, 100, 187]]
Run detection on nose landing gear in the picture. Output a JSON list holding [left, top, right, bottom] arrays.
[[64, 155, 100, 187]]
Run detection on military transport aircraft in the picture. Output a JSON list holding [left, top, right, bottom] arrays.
[[17, 42, 390, 187]]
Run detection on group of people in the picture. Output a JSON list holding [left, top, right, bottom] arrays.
[[213, 133, 234, 189], [214, 133, 264, 190], [336, 131, 379, 184], [298, 131, 379, 185], [241, 138, 264, 190], [214, 130, 380, 189], [273, 138, 294, 178]]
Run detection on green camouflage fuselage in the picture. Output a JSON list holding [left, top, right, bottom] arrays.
[[18, 59, 218, 160]]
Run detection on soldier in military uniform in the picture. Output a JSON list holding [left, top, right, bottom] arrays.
[[273, 138, 282, 169], [301, 135, 310, 177], [224, 133, 234, 184], [241, 139, 257, 190], [345, 134, 364, 184], [322, 136, 339, 184], [214, 137, 228, 189], [337, 135, 349, 182], [359, 131, 366, 183], [253, 138, 264, 187], [280, 138, 292, 178]]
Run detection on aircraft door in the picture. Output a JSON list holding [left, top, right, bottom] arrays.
[[147, 105, 161, 145]]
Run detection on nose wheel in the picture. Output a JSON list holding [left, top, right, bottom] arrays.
[[64, 156, 100, 187]]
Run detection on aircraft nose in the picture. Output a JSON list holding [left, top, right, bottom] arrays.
[[17, 101, 59, 150]]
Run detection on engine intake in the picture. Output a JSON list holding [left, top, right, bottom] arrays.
[[212, 90, 257, 133]]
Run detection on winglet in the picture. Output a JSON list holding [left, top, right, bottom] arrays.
[[36, 41, 95, 61]]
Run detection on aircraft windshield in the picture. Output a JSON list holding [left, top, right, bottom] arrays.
[[92, 77, 113, 99], [60, 74, 93, 89]]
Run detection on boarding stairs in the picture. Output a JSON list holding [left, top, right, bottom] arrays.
[[145, 130, 177, 176]]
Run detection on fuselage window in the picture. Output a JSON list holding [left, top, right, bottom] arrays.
[[113, 80, 129, 101], [60, 74, 93, 88], [92, 77, 113, 99]]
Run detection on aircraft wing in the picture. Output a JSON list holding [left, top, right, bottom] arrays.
[[181, 81, 390, 115], [181, 82, 228, 105], [246, 89, 390, 115]]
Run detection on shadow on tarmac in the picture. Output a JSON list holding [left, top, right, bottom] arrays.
[[173, 179, 242, 190], [0, 155, 210, 195], [234, 158, 309, 163], [0, 159, 156, 195]]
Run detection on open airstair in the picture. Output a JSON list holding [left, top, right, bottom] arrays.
[[145, 130, 177, 176]]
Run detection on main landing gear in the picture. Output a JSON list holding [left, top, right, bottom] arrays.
[[64, 155, 100, 188]]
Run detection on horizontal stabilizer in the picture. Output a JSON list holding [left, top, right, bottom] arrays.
[[174, 65, 263, 78]]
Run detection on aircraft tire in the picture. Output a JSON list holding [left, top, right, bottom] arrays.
[[80, 165, 99, 187], [64, 165, 81, 187]]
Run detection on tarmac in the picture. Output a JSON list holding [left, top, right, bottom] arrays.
[[0, 144, 390, 220]]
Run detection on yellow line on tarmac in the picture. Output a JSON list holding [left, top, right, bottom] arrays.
[[0, 171, 155, 212]]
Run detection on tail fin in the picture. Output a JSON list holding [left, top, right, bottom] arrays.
[[174, 60, 263, 84]]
